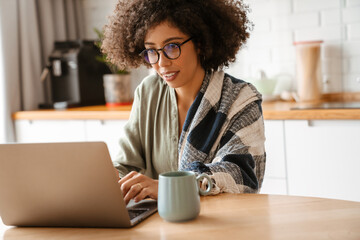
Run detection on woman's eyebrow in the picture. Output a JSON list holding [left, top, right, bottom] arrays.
[[144, 37, 185, 46]]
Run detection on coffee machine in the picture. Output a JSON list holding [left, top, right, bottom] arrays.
[[40, 40, 111, 109]]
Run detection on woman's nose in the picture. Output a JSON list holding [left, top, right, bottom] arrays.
[[157, 51, 171, 67]]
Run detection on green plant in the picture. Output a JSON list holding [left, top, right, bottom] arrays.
[[94, 28, 129, 74]]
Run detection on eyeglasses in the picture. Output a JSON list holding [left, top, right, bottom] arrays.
[[139, 37, 193, 64]]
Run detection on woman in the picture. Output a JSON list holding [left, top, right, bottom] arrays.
[[102, 0, 266, 205]]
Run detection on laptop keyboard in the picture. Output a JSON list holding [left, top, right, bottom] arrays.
[[128, 208, 148, 220]]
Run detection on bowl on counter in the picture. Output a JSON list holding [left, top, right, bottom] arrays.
[[248, 71, 293, 102]]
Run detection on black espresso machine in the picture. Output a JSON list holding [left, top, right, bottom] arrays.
[[40, 40, 111, 109]]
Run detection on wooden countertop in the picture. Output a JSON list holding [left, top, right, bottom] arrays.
[[2, 193, 360, 240], [263, 92, 360, 119], [262, 101, 360, 120], [12, 93, 360, 120], [13, 105, 133, 120]]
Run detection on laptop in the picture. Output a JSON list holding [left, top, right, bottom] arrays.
[[0, 142, 157, 228]]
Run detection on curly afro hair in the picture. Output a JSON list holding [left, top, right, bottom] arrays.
[[102, 0, 252, 71]]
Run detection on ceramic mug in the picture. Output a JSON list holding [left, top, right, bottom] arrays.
[[158, 171, 212, 222]]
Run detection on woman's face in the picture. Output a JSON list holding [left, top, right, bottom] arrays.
[[143, 21, 205, 90]]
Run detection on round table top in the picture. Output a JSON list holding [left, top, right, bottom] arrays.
[[1, 193, 360, 240]]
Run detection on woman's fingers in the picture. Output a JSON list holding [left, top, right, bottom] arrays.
[[133, 181, 158, 202], [118, 171, 137, 186], [119, 171, 142, 196], [133, 187, 150, 203], [117, 171, 159, 204], [123, 182, 144, 205], [132, 179, 158, 203]]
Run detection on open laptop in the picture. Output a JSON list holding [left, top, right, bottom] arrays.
[[0, 142, 157, 228]]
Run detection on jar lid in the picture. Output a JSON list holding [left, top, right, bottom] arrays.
[[293, 40, 323, 45]]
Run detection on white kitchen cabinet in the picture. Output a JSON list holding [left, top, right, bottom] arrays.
[[260, 120, 288, 195], [260, 178, 287, 195], [15, 120, 87, 143], [284, 120, 360, 202], [85, 120, 127, 160], [14, 119, 127, 160]]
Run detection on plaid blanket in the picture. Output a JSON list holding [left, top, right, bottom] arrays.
[[178, 70, 266, 194]]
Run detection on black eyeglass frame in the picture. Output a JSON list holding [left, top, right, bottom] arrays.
[[139, 37, 193, 64]]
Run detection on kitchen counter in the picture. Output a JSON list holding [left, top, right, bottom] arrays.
[[262, 92, 360, 120], [262, 101, 360, 120], [13, 105, 133, 120], [12, 93, 360, 120]]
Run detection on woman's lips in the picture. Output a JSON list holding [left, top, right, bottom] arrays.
[[162, 71, 179, 82]]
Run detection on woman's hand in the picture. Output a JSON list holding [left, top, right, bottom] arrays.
[[118, 171, 158, 205]]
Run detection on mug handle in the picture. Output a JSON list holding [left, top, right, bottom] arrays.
[[196, 173, 213, 196]]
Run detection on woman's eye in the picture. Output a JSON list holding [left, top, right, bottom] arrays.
[[166, 43, 179, 50], [146, 49, 157, 55]]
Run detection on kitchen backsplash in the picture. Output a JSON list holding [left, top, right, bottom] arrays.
[[81, 0, 360, 93]]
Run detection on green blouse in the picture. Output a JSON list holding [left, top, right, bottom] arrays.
[[113, 74, 179, 178]]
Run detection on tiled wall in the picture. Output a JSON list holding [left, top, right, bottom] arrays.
[[81, 0, 360, 93], [81, 0, 117, 39], [226, 0, 360, 93], [81, 0, 147, 92]]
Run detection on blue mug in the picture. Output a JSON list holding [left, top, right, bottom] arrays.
[[158, 171, 212, 222]]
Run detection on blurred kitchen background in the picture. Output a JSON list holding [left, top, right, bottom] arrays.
[[229, 0, 360, 93], [78, 0, 360, 94], [0, 0, 359, 201], [1, 0, 359, 131]]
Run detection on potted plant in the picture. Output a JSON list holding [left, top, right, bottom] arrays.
[[94, 28, 133, 107]]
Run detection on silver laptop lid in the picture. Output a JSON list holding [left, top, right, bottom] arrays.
[[0, 142, 136, 228]]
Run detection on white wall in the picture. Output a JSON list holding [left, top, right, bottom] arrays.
[[226, 0, 360, 93], [81, 0, 360, 93], [81, 0, 118, 40], [80, 0, 147, 91]]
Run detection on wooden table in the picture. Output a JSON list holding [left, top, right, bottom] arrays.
[[1, 194, 360, 240]]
